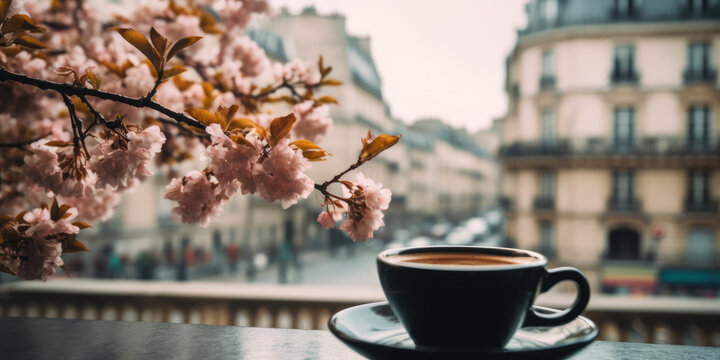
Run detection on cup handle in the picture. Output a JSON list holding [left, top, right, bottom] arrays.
[[522, 267, 590, 327]]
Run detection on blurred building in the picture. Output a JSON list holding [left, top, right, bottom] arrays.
[[500, 0, 720, 295], [78, 5, 498, 275]]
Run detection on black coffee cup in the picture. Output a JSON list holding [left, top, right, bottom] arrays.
[[377, 246, 590, 348]]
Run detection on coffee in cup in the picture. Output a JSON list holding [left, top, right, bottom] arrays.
[[377, 246, 590, 348]]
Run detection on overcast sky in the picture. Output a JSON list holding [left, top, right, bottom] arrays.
[[271, 0, 528, 132]]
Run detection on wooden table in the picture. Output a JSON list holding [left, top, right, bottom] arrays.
[[1, 317, 718, 359]]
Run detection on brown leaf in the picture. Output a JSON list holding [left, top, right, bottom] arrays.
[[162, 65, 187, 79], [58, 204, 72, 220], [72, 221, 92, 229], [301, 149, 332, 161], [86, 69, 101, 89], [50, 197, 60, 221], [111, 27, 161, 70], [167, 36, 202, 60], [320, 79, 343, 86], [13, 34, 48, 49], [199, 12, 222, 34], [173, 75, 195, 91], [141, 59, 159, 78], [2, 14, 45, 33], [360, 134, 401, 162], [0, 0, 11, 22], [227, 117, 260, 131], [316, 96, 337, 105], [228, 130, 255, 148], [64, 239, 89, 253], [186, 108, 224, 128], [71, 96, 90, 115], [269, 113, 296, 146], [290, 139, 322, 151], [14, 210, 26, 223], [150, 27, 168, 56], [44, 140, 71, 147]]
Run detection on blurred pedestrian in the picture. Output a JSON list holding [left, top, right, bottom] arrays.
[[227, 243, 239, 273]]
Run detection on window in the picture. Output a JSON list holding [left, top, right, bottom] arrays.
[[613, 107, 635, 148], [540, 171, 555, 198], [688, 105, 712, 149], [686, 42, 714, 82], [540, 50, 556, 89], [686, 0, 715, 15], [612, 170, 634, 204], [541, 110, 555, 145], [540, 0, 558, 25], [539, 222, 554, 255], [686, 229, 715, 264], [542, 50, 554, 77], [687, 169, 711, 205], [613, 0, 639, 17], [612, 45, 637, 82]]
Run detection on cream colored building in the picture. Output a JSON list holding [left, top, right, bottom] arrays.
[[501, 0, 720, 295]]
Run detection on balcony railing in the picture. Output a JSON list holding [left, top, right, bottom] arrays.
[[0, 280, 719, 346], [684, 198, 719, 213], [610, 69, 640, 85], [539, 75, 556, 90], [533, 196, 555, 211], [684, 68, 717, 85], [501, 137, 720, 161], [607, 197, 642, 213]]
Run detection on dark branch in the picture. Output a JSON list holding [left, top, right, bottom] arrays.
[[77, 94, 129, 141], [0, 67, 206, 130], [0, 133, 52, 148]]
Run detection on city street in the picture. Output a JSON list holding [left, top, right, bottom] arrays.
[[211, 245, 383, 288]]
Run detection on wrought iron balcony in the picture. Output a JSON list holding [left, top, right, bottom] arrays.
[[684, 198, 719, 213], [539, 75, 556, 90], [610, 69, 640, 85], [683, 68, 717, 85], [500, 136, 720, 169], [607, 197, 642, 213], [533, 196, 555, 211]]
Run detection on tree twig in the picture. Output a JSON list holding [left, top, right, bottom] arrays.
[[0, 67, 206, 130], [0, 133, 52, 148]]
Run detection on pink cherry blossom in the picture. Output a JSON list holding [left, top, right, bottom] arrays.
[[292, 101, 333, 143], [317, 210, 339, 229], [64, 190, 122, 222], [163, 170, 224, 227], [338, 173, 392, 241], [205, 123, 261, 196], [16, 239, 64, 281], [252, 138, 314, 209], [92, 125, 166, 191]]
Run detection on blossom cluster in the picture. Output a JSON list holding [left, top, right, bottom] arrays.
[[0, 0, 400, 281], [0, 200, 89, 281]]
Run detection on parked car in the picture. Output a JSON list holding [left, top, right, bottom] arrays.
[[408, 236, 433, 248], [445, 228, 474, 245]]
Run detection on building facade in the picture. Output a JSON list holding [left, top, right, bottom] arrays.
[[501, 0, 720, 295]]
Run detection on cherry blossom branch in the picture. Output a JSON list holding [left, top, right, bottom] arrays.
[[144, 66, 164, 102], [60, 92, 91, 158], [0, 133, 52, 148], [316, 158, 363, 193], [77, 95, 129, 141], [0, 67, 206, 130]]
